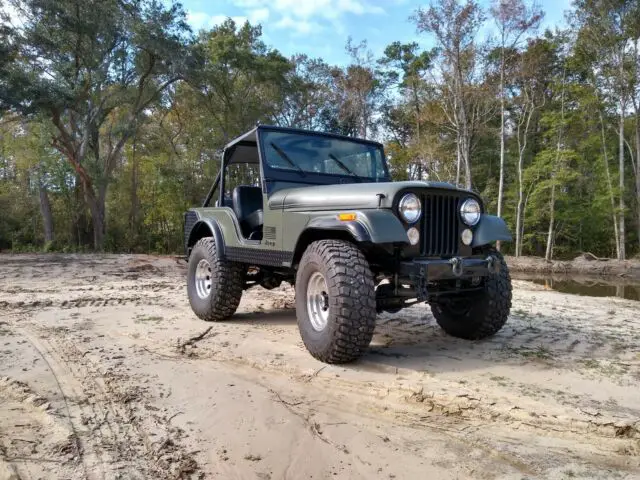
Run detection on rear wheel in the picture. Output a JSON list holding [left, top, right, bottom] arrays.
[[187, 237, 244, 321], [295, 240, 376, 364], [430, 251, 512, 339]]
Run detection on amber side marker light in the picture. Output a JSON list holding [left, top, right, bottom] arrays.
[[337, 213, 357, 221]]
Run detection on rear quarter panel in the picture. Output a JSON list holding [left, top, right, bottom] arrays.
[[191, 205, 284, 252]]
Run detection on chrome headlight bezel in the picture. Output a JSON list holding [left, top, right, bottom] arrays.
[[398, 193, 422, 224], [460, 198, 481, 226]]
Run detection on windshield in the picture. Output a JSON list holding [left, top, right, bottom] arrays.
[[260, 130, 389, 182]]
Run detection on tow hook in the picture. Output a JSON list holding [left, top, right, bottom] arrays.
[[450, 257, 463, 277], [486, 255, 499, 274]]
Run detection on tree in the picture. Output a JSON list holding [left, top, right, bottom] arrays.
[[511, 38, 551, 256], [378, 42, 434, 178], [574, 0, 640, 259], [490, 0, 542, 250], [0, 0, 192, 249], [275, 55, 335, 130], [413, 0, 488, 189], [1, 0, 639, 258], [188, 19, 292, 144], [629, 24, 640, 251], [329, 38, 383, 139]]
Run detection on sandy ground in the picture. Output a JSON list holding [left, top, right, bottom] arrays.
[[0, 254, 638, 480]]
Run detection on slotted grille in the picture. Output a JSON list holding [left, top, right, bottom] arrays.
[[422, 194, 459, 257]]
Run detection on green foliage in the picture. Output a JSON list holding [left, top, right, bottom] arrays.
[[0, 0, 639, 258]]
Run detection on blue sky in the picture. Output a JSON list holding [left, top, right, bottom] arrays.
[[181, 0, 572, 65]]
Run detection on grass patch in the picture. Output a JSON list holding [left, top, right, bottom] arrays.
[[134, 315, 164, 324], [504, 345, 553, 361], [578, 359, 628, 377], [580, 359, 600, 369], [490, 375, 509, 387]]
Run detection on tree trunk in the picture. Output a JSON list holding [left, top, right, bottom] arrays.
[[515, 99, 535, 257], [80, 180, 105, 251], [547, 67, 566, 262], [414, 87, 423, 181], [635, 113, 640, 252], [520, 183, 535, 256], [460, 124, 472, 190], [455, 143, 461, 186], [463, 148, 472, 190], [496, 53, 506, 252], [129, 138, 140, 247], [599, 112, 620, 258], [515, 153, 524, 257], [545, 181, 555, 261], [618, 105, 626, 260], [464, 137, 471, 190], [38, 183, 54, 244]]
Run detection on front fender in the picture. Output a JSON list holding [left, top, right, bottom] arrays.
[[305, 210, 409, 245], [471, 214, 512, 247]]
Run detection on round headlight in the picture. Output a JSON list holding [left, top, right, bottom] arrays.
[[399, 193, 421, 223], [460, 198, 481, 226]]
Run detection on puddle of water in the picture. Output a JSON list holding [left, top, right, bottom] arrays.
[[512, 273, 640, 301]]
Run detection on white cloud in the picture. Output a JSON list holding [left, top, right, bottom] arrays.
[[275, 16, 322, 35], [186, 10, 210, 29], [0, 2, 26, 28], [232, 0, 384, 21], [186, 0, 384, 37], [187, 11, 250, 30], [187, 8, 269, 30], [248, 7, 270, 24]]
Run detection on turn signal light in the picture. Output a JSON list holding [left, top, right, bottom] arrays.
[[337, 213, 357, 221]]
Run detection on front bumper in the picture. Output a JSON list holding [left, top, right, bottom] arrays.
[[399, 255, 500, 303], [376, 255, 500, 311], [399, 255, 500, 283]]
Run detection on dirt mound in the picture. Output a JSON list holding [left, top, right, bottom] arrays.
[[506, 254, 640, 279]]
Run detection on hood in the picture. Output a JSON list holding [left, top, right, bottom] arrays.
[[268, 180, 462, 211]]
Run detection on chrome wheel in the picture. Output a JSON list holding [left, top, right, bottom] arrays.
[[195, 259, 212, 299], [306, 271, 330, 332]]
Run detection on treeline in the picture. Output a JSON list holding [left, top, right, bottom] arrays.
[[0, 0, 639, 259]]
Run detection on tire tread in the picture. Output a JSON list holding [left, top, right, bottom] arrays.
[[431, 250, 512, 339], [297, 240, 376, 364], [189, 237, 244, 321]]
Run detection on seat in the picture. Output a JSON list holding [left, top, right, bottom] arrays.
[[232, 186, 263, 240]]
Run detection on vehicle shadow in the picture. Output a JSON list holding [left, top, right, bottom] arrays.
[[231, 308, 297, 326], [355, 306, 631, 375], [228, 303, 633, 378]]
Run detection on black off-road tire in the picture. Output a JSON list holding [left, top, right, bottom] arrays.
[[430, 250, 512, 340], [295, 240, 376, 364], [187, 237, 244, 321]]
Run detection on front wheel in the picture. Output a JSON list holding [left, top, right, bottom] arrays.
[[430, 251, 512, 340], [295, 240, 376, 364]]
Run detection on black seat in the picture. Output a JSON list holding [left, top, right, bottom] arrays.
[[232, 186, 263, 239]]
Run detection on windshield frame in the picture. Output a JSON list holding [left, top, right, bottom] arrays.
[[257, 126, 391, 189]]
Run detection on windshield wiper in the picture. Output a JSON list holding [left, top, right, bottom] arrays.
[[270, 142, 306, 177], [328, 154, 361, 182]]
